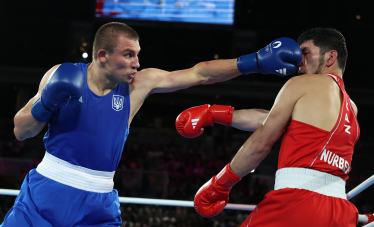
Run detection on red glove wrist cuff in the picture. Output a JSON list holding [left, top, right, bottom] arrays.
[[215, 163, 241, 189], [364, 213, 374, 226], [208, 105, 234, 126]]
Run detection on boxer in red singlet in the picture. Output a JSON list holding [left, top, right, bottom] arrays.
[[178, 28, 361, 226]]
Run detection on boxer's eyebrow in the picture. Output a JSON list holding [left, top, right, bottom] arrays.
[[301, 47, 310, 52], [123, 48, 141, 55]]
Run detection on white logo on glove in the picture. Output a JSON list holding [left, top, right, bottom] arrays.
[[276, 68, 287, 75], [272, 41, 282, 49], [191, 119, 199, 129]]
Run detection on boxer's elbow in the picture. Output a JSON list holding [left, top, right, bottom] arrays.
[[14, 126, 40, 141], [14, 127, 27, 141], [14, 116, 24, 141], [14, 118, 37, 141]]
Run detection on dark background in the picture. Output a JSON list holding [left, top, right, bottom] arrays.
[[0, 0, 373, 226]]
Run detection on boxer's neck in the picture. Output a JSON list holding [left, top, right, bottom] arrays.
[[87, 62, 118, 96]]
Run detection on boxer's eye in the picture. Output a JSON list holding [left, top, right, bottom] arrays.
[[124, 53, 137, 59]]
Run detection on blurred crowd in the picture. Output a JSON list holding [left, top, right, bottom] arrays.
[[0, 114, 373, 226]]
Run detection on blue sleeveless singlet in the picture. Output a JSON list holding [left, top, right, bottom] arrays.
[[43, 62, 130, 171]]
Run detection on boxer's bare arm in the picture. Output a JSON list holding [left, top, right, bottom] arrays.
[[230, 77, 304, 177], [128, 60, 241, 125], [13, 65, 59, 141], [231, 109, 269, 131], [146, 59, 240, 94]]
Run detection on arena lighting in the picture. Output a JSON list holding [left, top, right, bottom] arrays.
[[95, 0, 235, 25], [82, 52, 88, 59]]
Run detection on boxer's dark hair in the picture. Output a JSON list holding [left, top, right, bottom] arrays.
[[297, 28, 348, 72], [93, 22, 139, 60]]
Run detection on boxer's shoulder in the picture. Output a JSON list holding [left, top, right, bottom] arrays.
[[290, 74, 337, 89], [293, 73, 330, 81], [350, 99, 358, 116], [129, 69, 160, 102], [131, 68, 166, 87], [280, 74, 338, 101]]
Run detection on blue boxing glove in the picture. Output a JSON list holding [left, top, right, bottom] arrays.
[[237, 37, 302, 76], [31, 63, 85, 123]]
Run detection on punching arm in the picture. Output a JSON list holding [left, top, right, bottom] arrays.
[[176, 106, 269, 138], [148, 38, 302, 94], [231, 109, 269, 131]]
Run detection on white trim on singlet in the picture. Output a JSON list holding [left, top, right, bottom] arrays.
[[308, 74, 344, 168], [309, 106, 344, 168], [274, 168, 346, 199], [36, 152, 115, 193], [246, 207, 258, 226], [343, 100, 358, 181]]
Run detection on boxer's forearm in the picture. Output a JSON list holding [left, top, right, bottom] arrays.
[[14, 98, 46, 141], [230, 125, 273, 177], [194, 59, 242, 84], [231, 109, 269, 131]]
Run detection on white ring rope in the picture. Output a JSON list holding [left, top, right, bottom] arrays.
[[359, 214, 369, 224], [366, 221, 374, 227], [346, 174, 374, 200], [118, 196, 257, 210], [0, 189, 371, 224], [0, 188, 255, 211], [1, 173, 373, 225]]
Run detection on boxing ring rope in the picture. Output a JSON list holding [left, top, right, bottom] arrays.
[[0, 188, 255, 211], [347, 174, 374, 200], [1, 174, 373, 224], [366, 219, 374, 227]]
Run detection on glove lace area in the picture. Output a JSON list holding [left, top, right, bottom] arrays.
[[175, 113, 189, 137]]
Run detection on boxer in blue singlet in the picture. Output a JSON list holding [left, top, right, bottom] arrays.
[[1, 22, 301, 226]]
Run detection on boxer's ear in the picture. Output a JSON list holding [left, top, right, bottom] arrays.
[[326, 50, 338, 67], [98, 49, 107, 63]]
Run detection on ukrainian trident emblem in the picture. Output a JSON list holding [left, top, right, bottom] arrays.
[[112, 95, 124, 111]]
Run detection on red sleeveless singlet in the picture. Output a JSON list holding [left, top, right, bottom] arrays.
[[278, 74, 360, 180]]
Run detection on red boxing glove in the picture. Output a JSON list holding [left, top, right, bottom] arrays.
[[194, 163, 241, 218], [364, 213, 374, 226], [175, 104, 234, 138]]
